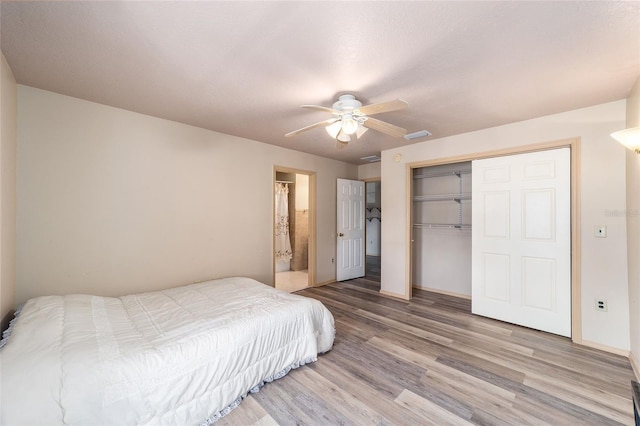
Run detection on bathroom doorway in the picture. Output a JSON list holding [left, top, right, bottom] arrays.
[[274, 167, 316, 292]]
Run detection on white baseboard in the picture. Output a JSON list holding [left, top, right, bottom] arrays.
[[379, 289, 410, 301], [313, 279, 336, 288], [579, 339, 630, 357], [412, 285, 471, 300]]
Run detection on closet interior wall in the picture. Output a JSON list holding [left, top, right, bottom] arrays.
[[412, 162, 472, 297]]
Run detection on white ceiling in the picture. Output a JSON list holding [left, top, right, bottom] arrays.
[[2, 1, 639, 165]]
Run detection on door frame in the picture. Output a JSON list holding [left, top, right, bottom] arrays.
[[406, 138, 582, 343], [273, 166, 317, 288]]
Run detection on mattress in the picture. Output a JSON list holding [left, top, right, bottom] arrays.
[[0, 277, 335, 425]]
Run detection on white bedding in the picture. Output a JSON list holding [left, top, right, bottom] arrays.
[[0, 277, 335, 425]]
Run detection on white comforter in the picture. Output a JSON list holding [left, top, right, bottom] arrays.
[[0, 277, 334, 425]]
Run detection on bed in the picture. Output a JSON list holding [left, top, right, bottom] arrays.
[[0, 277, 335, 425]]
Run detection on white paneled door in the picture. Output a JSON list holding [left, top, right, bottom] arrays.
[[472, 148, 571, 337], [336, 179, 365, 281]]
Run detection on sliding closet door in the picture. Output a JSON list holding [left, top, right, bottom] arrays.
[[472, 148, 571, 337]]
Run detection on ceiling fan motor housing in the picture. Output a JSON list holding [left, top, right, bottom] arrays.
[[332, 94, 362, 112]]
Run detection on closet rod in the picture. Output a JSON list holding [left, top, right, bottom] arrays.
[[413, 223, 472, 230], [413, 169, 471, 179], [275, 180, 294, 184]]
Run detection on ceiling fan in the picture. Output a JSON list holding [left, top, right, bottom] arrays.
[[285, 94, 408, 144]]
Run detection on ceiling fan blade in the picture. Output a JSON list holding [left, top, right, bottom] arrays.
[[301, 105, 339, 114], [363, 117, 407, 138], [358, 99, 408, 116], [285, 118, 338, 137]]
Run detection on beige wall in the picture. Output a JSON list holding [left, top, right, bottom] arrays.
[[358, 162, 381, 180], [295, 174, 309, 210], [625, 74, 640, 377], [16, 86, 357, 305], [381, 101, 631, 351], [1, 52, 17, 323]]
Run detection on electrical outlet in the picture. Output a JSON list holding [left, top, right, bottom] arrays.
[[594, 225, 607, 238], [595, 299, 608, 311]]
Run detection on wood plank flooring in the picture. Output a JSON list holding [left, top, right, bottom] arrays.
[[365, 255, 381, 282], [220, 278, 636, 425]]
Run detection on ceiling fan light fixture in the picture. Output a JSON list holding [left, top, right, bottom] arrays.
[[336, 130, 351, 143], [341, 114, 359, 135], [356, 125, 368, 139], [325, 121, 342, 139]]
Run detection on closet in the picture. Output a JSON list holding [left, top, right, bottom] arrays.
[[411, 148, 571, 337], [412, 162, 472, 296]]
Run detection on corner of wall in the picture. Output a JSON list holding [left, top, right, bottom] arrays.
[[631, 352, 640, 381], [0, 51, 18, 325], [625, 73, 640, 380]]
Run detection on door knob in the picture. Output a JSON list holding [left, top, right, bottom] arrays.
[[338, 233, 344, 237]]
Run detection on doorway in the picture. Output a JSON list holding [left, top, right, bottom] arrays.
[[365, 180, 381, 283], [274, 167, 316, 292]]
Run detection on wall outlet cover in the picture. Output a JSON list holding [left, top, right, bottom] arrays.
[[594, 299, 608, 311]]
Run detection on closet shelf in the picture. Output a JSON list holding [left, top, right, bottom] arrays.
[[413, 170, 471, 180], [413, 223, 472, 230], [413, 193, 471, 202]]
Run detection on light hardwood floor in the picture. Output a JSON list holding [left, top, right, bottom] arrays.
[[220, 278, 636, 425]]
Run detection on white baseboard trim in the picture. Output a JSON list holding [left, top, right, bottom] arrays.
[[379, 289, 410, 301], [579, 339, 630, 357], [412, 286, 471, 300]]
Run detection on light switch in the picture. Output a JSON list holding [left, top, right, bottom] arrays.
[[594, 225, 607, 238]]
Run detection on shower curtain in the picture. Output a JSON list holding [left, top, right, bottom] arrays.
[[275, 183, 293, 268]]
